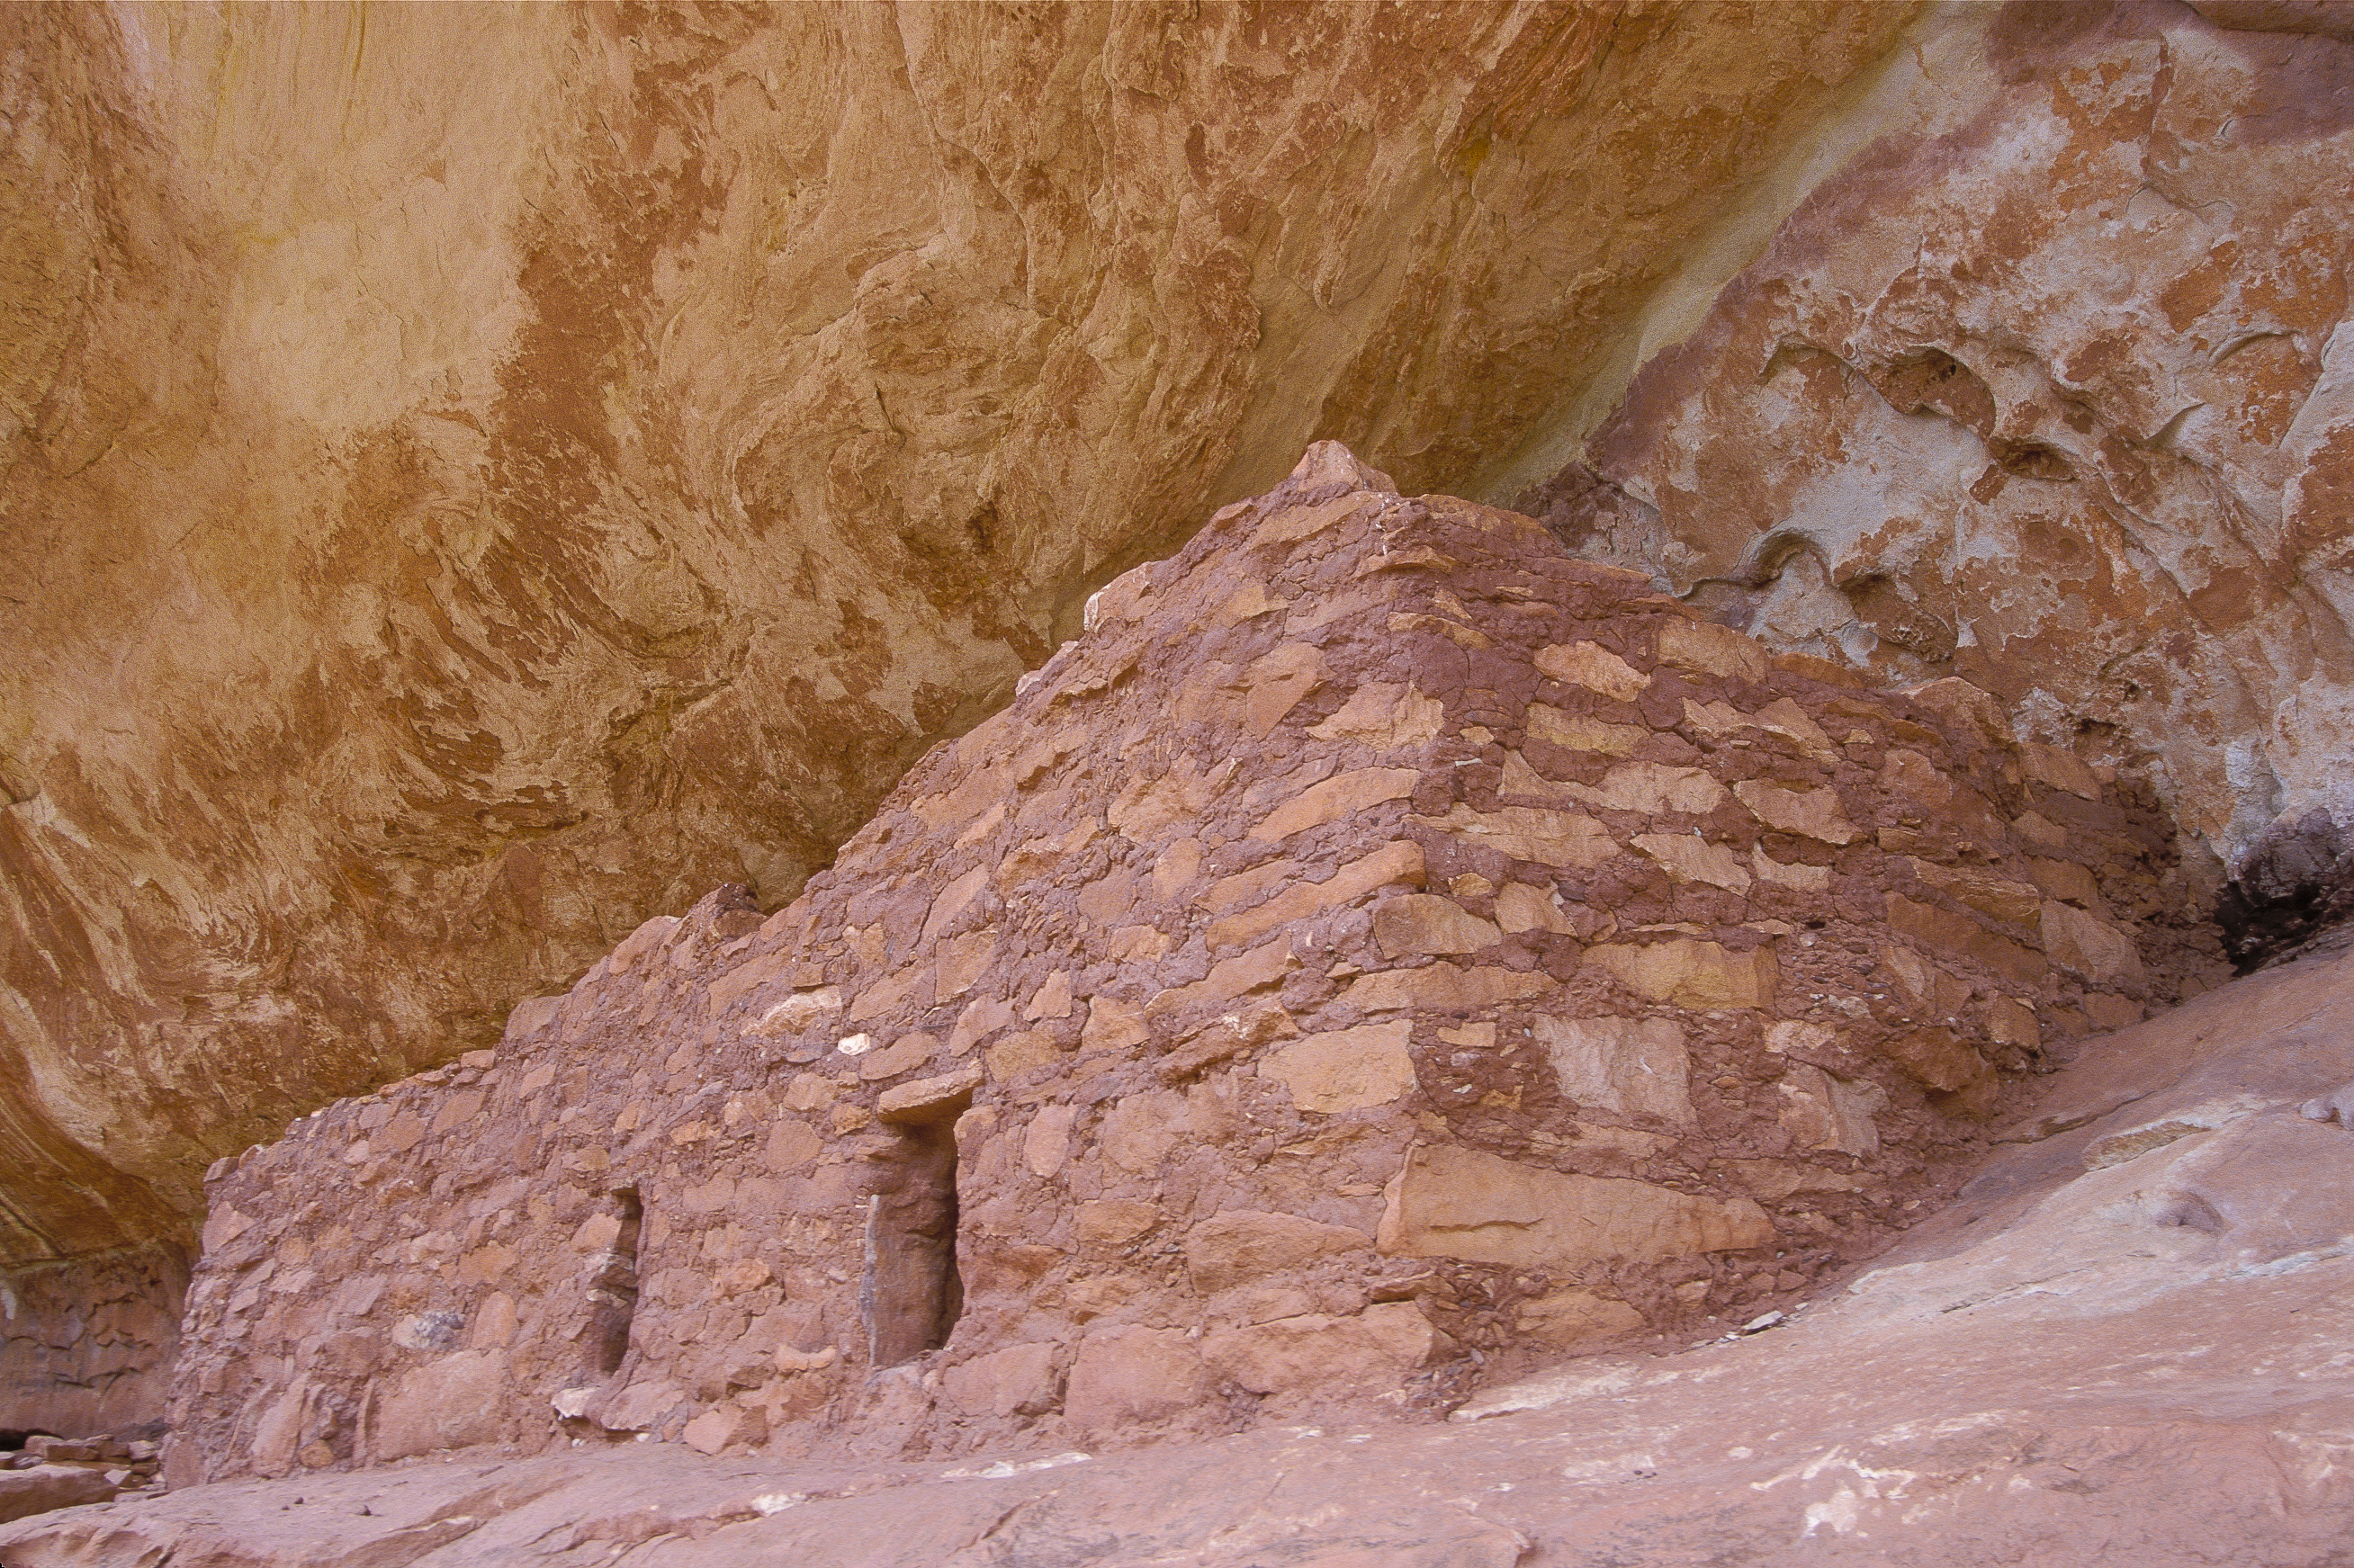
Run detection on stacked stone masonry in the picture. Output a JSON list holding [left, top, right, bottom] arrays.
[[167, 445, 2219, 1482]]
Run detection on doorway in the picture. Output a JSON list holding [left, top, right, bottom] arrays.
[[580, 1187, 642, 1378], [860, 1124, 963, 1367]]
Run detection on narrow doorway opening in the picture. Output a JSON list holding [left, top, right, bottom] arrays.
[[581, 1187, 642, 1379], [861, 1121, 964, 1367]]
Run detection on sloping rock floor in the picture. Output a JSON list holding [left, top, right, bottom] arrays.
[[9, 937, 2354, 1564]]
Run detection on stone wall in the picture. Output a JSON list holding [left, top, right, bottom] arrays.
[[166, 447, 2218, 1483]]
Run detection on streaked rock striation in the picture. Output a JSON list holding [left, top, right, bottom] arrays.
[[0, 0, 1909, 1307]]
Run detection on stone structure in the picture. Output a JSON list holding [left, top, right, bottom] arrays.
[[166, 448, 2215, 1482], [9, 938, 2354, 1565], [13, 1, 2354, 1439]]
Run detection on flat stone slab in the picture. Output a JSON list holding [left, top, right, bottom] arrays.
[[0, 1464, 121, 1526]]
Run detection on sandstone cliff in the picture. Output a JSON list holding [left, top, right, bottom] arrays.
[[0, 1, 1908, 1297], [9, 0, 2354, 1508]]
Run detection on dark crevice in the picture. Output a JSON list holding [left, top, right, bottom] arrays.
[[1874, 347, 1999, 438], [2215, 809, 2354, 971], [1990, 437, 2078, 481]]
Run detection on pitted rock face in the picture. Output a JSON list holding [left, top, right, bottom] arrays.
[[1514, 2, 2354, 954], [167, 447, 2220, 1478]]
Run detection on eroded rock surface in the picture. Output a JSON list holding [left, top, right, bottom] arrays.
[[9, 923, 2354, 1565], [1515, 0, 2354, 961], [0, 1246, 184, 1443], [157, 449, 2215, 1485], [0, 1, 1915, 1287]]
